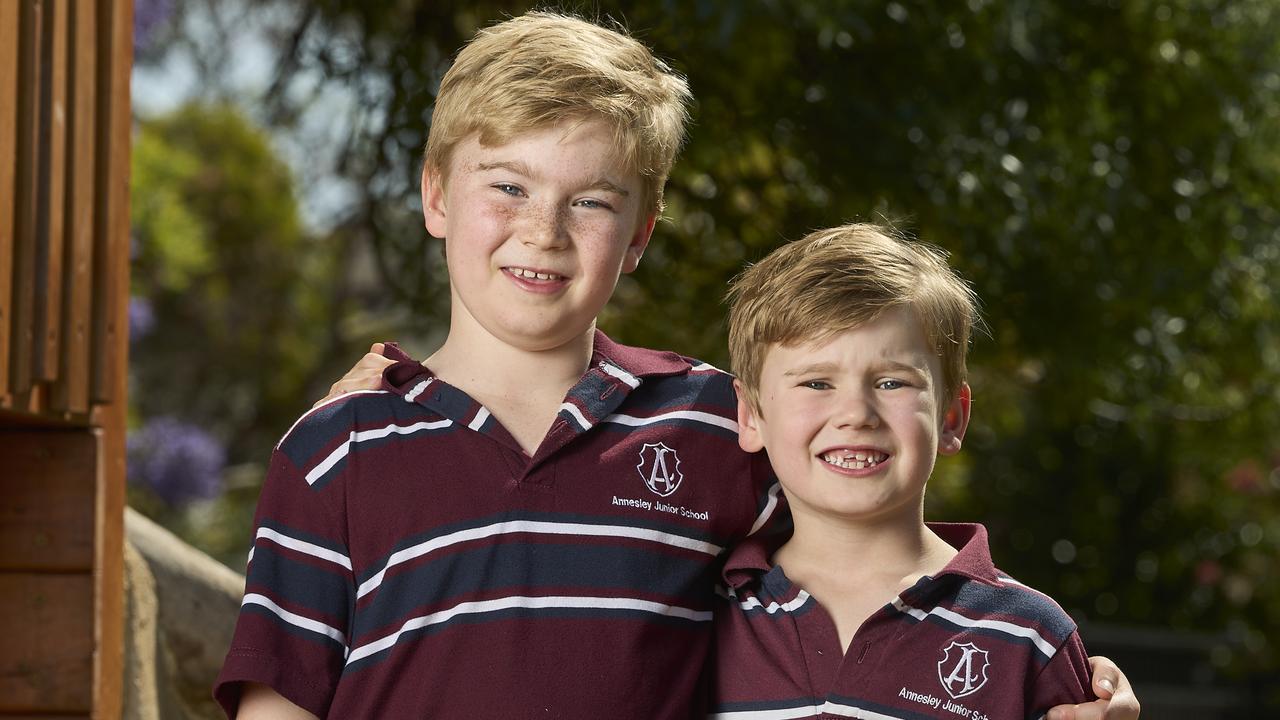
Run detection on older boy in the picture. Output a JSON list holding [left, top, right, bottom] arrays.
[[221, 11, 1139, 720], [711, 224, 1099, 719], [216, 12, 781, 719]]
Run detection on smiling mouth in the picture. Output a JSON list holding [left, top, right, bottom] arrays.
[[506, 267, 565, 281], [821, 450, 889, 470]]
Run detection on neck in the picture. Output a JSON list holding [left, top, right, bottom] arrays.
[[428, 315, 596, 399], [776, 508, 955, 588]]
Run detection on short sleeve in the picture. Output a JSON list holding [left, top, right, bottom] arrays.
[[214, 447, 355, 719], [1030, 630, 1096, 714]]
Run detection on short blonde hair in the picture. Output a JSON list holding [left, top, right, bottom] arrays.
[[424, 11, 692, 213], [727, 223, 981, 410]]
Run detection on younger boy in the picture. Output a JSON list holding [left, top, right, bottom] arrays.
[[711, 223, 1095, 718]]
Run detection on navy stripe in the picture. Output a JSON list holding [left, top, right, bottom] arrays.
[[950, 582, 1076, 643], [624, 372, 738, 413], [711, 697, 822, 712], [280, 394, 442, 470], [344, 604, 704, 673], [247, 545, 353, 625], [828, 694, 944, 720], [353, 541, 718, 639], [355, 509, 732, 586]]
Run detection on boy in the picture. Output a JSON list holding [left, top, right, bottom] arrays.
[[219, 11, 1138, 720], [710, 223, 1096, 719], [216, 11, 780, 719]]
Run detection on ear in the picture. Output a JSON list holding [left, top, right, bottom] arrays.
[[734, 378, 766, 453], [938, 382, 971, 456], [422, 165, 447, 239], [620, 212, 658, 274]]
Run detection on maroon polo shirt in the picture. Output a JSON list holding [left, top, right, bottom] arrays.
[[711, 523, 1094, 720], [214, 331, 782, 719]]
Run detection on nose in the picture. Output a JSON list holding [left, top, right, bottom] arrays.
[[834, 389, 880, 430], [520, 202, 569, 251]]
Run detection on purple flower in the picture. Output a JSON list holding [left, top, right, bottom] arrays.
[[134, 0, 175, 52], [127, 417, 225, 506], [129, 296, 155, 344]]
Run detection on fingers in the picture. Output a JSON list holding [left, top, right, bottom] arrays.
[[1087, 655, 1140, 718], [311, 346, 398, 408]]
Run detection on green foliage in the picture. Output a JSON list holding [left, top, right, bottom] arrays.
[[129, 103, 361, 563]]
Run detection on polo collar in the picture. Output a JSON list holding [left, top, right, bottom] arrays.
[[721, 521, 998, 590], [589, 329, 691, 378]]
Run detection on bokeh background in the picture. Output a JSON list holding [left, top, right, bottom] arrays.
[[123, 0, 1280, 715]]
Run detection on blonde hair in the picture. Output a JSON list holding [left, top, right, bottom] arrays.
[[727, 223, 981, 410], [423, 11, 692, 212]]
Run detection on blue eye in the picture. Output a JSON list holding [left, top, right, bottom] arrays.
[[802, 380, 832, 390], [876, 379, 905, 390], [575, 198, 613, 211], [493, 183, 523, 197]]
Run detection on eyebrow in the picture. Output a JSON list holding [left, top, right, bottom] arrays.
[[781, 359, 930, 378], [473, 161, 630, 197]]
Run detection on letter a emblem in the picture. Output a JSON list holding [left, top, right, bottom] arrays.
[[637, 442, 683, 497], [937, 640, 990, 699]]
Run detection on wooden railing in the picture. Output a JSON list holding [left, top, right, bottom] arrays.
[[0, 1, 133, 718]]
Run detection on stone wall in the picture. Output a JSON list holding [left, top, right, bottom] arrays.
[[122, 508, 243, 720]]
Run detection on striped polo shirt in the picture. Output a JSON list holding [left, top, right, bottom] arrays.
[[710, 523, 1095, 720], [214, 331, 782, 719]]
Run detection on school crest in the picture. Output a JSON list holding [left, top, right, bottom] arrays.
[[937, 641, 990, 699], [637, 442, 683, 497]]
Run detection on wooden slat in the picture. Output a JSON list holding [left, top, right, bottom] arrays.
[[0, 1, 19, 399], [0, 573, 94, 713], [9, 0, 45, 400], [34, 0, 70, 383], [89, 0, 129, 406], [51, 0, 97, 413], [0, 431, 98, 571], [92, 2, 133, 716]]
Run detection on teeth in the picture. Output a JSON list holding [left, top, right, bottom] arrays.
[[510, 267, 562, 281], [821, 451, 887, 470]]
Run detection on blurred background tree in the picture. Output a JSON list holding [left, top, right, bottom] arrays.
[[127, 0, 1279, 712]]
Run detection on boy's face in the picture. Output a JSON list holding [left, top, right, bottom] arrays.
[[735, 306, 970, 527], [423, 119, 656, 353]]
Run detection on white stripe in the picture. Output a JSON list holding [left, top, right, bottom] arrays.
[[820, 701, 910, 719], [892, 598, 1058, 658], [603, 409, 738, 433], [347, 594, 709, 665], [256, 527, 353, 571], [599, 361, 641, 388], [748, 481, 783, 536], [738, 588, 811, 614], [468, 406, 490, 431], [305, 418, 454, 486], [711, 701, 910, 720], [709, 705, 821, 720], [559, 402, 591, 430], [357, 519, 723, 599], [243, 593, 347, 646], [690, 362, 721, 373], [404, 379, 432, 403], [277, 390, 391, 448]]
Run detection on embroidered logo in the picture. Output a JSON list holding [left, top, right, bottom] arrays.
[[637, 442, 683, 497], [937, 640, 990, 699]]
